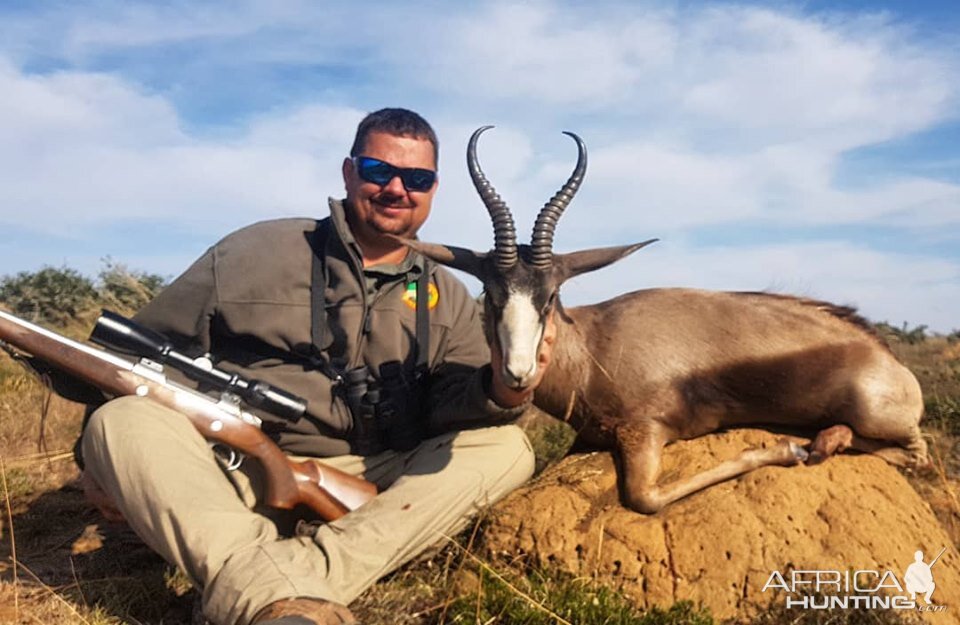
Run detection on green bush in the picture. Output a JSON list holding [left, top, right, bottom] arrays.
[[0, 262, 168, 326], [875, 321, 929, 345], [98, 258, 167, 314], [924, 395, 960, 435], [0, 266, 98, 325]]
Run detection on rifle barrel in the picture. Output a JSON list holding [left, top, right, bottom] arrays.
[[930, 546, 947, 568]]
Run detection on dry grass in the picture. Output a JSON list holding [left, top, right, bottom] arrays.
[[890, 337, 960, 547], [0, 330, 957, 624], [0, 339, 197, 625]]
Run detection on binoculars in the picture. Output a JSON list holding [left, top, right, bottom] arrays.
[[344, 361, 422, 455]]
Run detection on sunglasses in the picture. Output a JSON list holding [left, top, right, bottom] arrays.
[[353, 156, 437, 192]]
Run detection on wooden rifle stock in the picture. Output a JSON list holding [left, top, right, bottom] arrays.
[[0, 310, 377, 520]]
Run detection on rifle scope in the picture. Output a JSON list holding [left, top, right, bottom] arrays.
[[90, 309, 307, 420]]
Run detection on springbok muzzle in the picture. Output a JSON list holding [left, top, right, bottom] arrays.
[[497, 291, 544, 389]]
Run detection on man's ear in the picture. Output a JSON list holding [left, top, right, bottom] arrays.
[[342, 157, 354, 190], [389, 237, 487, 280], [552, 239, 658, 284]]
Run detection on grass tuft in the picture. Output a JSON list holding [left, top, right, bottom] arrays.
[[924, 394, 960, 435], [525, 418, 576, 474], [436, 564, 714, 625]]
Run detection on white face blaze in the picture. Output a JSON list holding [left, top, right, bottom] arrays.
[[496, 288, 544, 388]]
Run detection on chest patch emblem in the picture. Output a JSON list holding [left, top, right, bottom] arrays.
[[402, 281, 439, 310]]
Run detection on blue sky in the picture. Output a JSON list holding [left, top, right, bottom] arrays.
[[0, 0, 957, 331]]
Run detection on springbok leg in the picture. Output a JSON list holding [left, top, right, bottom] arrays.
[[810, 423, 928, 468], [618, 424, 808, 514]]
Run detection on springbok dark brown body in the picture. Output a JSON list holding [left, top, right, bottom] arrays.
[[403, 127, 927, 514]]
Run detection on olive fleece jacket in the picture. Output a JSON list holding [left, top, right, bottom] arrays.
[[131, 198, 525, 457]]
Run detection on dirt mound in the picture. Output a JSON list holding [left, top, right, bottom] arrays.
[[484, 428, 960, 622]]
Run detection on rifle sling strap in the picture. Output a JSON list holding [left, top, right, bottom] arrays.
[[309, 219, 341, 382]]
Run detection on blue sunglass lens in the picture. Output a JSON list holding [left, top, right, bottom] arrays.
[[404, 170, 436, 191], [356, 157, 435, 192], [358, 159, 395, 185]]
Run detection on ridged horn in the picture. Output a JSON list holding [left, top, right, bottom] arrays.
[[468, 126, 518, 270], [530, 131, 587, 268]]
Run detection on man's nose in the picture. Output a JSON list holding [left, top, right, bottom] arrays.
[[382, 175, 407, 195]]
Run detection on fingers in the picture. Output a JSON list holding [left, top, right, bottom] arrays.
[[537, 316, 557, 369], [544, 313, 558, 340]]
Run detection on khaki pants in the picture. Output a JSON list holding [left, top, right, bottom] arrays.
[[81, 395, 535, 625]]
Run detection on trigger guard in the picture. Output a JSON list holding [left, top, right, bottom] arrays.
[[209, 442, 244, 471]]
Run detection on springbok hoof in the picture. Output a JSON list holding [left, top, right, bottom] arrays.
[[806, 450, 826, 465], [789, 441, 810, 463]]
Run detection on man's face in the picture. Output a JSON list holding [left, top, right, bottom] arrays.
[[342, 131, 438, 245]]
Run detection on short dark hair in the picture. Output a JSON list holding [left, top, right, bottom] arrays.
[[350, 108, 439, 167]]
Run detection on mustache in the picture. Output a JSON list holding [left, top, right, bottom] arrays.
[[372, 194, 414, 208]]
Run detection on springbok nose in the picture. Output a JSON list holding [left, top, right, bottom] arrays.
[[503, 359, 538, 390]]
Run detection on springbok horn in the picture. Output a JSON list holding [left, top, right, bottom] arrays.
[[530, 131, 587, 268], [468, 126, 518, 270]]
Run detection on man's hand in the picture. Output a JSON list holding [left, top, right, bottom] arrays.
[[80, 471, 126, 523], [489, 314, 557, 408]]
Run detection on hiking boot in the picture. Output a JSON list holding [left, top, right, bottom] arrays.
[[252, 598, 358, 625]]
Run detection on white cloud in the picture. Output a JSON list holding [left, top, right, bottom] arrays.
[[0, 0, 957, 335], [409, 3, 958, 154], [242, 105, 363, 152], [0, 59, 180, 145], [677, 8, 954, 146], [424, 3, 677, 108], [63, 1, 273, 51], [0, 59, 365, 235], [1, 1, 322, 62], [556, 240, 960, 332]]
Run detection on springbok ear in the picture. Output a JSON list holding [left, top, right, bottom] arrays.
[[391, 237, 487, 279], [553, 239, 658, 284]]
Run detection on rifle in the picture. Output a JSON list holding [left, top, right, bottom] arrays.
[[0, 308, 377, 521], [929, 547, 947, 569]]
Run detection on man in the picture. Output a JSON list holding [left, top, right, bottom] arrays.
[[904, 550, 938, 604], [79, 108, 552, 625]]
